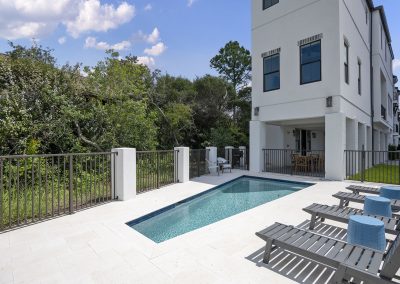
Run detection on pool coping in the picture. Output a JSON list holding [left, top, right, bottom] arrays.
[[126, 175, 315, 228]]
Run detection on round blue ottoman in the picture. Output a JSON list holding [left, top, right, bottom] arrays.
[[364, 196, 392, 217], [347, 215, 386, 251], [380, 186, 400, 200]]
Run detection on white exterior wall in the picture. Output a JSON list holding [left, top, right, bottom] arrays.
[[250, 0, 396, 180], [252, 0, 341, 123]]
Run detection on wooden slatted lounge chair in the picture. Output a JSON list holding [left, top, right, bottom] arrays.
[[333, 191, 400, 211], [256, 222, 400, 283], [346, 185, 381, 195], [303, 203, 400, 235]]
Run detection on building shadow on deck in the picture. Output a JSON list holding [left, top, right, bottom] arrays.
[[246, 220, 350, 284]]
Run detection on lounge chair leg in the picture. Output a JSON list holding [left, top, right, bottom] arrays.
[[339, 199, 345, 208], [309, 213, 317, 230], [262, 239, 273, 264]]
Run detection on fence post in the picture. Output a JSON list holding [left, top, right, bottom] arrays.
[[361, 146, 366, 182], [111, 148, 136, 201], [225, 146, 234, 165], [157, 152, 160, 188], [174, 147, 189, 183], [69, 155, 74, 214], [206, 147, 218, 174]]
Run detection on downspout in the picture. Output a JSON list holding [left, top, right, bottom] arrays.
[[370, 8, 375, 165]]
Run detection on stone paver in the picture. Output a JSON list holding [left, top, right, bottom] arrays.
[[0, 171, 388, 283]]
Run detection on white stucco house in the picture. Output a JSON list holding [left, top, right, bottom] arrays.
[[250, 0, 398, 180]]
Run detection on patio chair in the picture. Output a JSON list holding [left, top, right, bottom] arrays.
[[293, 155, 308, 173], [346, 185, 381, 195], [206, 159, 219, 176], [256, 222, 400, 283], [217, 157, 232, 173], [303, 203, 400, 235], [333, 191, 400, 211]]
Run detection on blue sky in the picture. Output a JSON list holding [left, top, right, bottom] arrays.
[[0, 0, 398, 79]]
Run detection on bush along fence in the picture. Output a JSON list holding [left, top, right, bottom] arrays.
[[345, 149, 400, 184], [0, 152, 116, 231]]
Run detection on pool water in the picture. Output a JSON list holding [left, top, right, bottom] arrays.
[[127, 176, 311, 243]]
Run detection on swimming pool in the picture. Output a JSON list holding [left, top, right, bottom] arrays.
[[127, 176, 312, 243]]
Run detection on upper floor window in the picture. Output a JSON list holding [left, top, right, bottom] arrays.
[[365, 7, 368, 24], [344, 41, 349, 84], [358, 59, 362, 95], [263, 0, 279, 10], [389, 95, 393, 118], [263, 53, 280, 92], [300, 41, 321, 85]]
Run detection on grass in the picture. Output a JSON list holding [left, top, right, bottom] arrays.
[[0, 156, 112, 230], [349, 164, 400, 184]]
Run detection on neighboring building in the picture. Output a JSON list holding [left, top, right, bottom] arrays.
[[250, 0, 397, 180]]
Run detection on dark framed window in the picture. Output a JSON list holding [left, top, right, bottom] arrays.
[[263, 53, 280, 92], [358, 60, 361, 95], [300, 41, 321, 85], [344, 42, 349, 84], [263, 0, 279, 10]]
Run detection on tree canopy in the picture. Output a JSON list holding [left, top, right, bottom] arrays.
[[0, 42, 251, 155]]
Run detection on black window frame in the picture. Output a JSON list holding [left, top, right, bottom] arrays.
[[300, 40, 322, 85], [263, 0, 279, 10], [263, 53, 280, 92], [344, 41, 349, 85], [358, 60, 362, 95]]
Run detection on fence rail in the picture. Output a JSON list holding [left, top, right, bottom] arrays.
[[345, 150, 400, 184], [136, 150, 178, 194], [189, 149, 209, 179], [0, 152, 116, 231], [263, 149, 325, 178]]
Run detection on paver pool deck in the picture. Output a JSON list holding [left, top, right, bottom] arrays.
[[0, 171, 395, 284]]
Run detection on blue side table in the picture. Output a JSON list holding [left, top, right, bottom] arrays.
[[364, 196, 392, 217], [347, 215, 386, 251], [380, 186, 400, 200]]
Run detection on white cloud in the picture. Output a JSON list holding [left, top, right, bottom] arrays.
[[137, 28, 160, 44], [58, 36, 66, 45], [137, 56, 155, 66], [144, 4, 152, 11], [144, 42, 166, 56], [65, 0, 135, 38], [84, 36, 131, 51], [187, 0, 197, 7], [0, 0, 135, 40]]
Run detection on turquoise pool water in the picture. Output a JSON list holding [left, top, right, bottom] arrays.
[[127, 176, 311, 243]]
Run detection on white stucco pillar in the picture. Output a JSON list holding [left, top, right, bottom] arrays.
[[250, 120, 267, 173], [346, 118, 358, 150], [358, 123, 367, 151], [239, 146, 247, 169], [325, 113, 346, 180], [174, 147, 189, 183], [112, 148, 136, 201], [206, 146, 218, 174]]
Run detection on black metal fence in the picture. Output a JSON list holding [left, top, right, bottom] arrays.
[[136, 150, 178, 194], [0, 152, 116, 231], [189, 149, 209, 179], [231, 148, 248, 170], [345, 150, 400, 184], [263, 149, 325, 178]]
